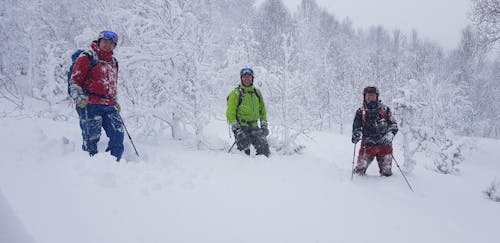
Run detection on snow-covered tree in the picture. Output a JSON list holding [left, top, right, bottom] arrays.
[[393, 79, 427, 173], [323, 18, 360, 133], [394, 75, 471, 174], [470, 0, 500, 46], [1, 0, 499, 149], [254, 0, 310, 154], [447, 26, 492, 137]]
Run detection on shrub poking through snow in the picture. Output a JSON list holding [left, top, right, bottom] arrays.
[[484, 179, 500, 202]]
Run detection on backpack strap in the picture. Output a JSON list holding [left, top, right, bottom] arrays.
[[112, 57, 118, 68], [380, 104, 387, 119], [254, 87, 261, 101], [231, 86, 263, 126], [361, 106, 367, 127], [236, 87, 244, 107], [236, 87, 262, 106], [79, 50, 99, 69], [361, 104, 387, 127]]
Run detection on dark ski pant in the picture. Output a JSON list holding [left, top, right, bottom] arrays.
[[355, 144, 393, 176], [235, 126, 270, 157], [77, 104, 124, 161]]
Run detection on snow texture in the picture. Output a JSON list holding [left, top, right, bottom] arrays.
[[0, 117, 499, 243]]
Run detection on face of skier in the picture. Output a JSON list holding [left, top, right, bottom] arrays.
[[98, 38, 116, 52], [241, 74, 253, 87], [365, 93, 377, 103]]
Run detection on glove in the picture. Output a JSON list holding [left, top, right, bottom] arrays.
[[261, 123, 269, 136], [380, 132, 395, 146], [232, 124, 245, 139], [76, 96, 88, 108], [352, 132, 361, 144], [115, 102, 121, 113], [261, 127, 269, 136]]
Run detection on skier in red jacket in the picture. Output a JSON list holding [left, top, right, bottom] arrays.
[[69, 30, 124, 161]]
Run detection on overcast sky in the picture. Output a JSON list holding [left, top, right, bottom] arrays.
[[274, 0, 472, 50]]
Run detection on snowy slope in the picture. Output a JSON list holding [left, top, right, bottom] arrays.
[[0, 117, 499, 243], [0, 189, 35, 243]]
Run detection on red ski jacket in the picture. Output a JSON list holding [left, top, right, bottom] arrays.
[[71, 41, 118, 105]]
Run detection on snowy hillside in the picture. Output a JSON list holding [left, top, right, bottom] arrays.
[[2, 0, 499, 242], [1, 117, 499, 243]]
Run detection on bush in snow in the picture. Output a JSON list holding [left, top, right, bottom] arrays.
[[484, 179, 500, 202], [425, 131, 471, 175], [432, 135, 465, 174]]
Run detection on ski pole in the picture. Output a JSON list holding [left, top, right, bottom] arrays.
[[117, 112, 140, 157], [351, 142, 357, 181], [83, 106, 91, 153], [228, 141, 236, 153], [391, 153, 414, 192], [227, 121, 232, 138]]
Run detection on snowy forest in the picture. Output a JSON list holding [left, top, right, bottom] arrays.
[[1, 0, 499, 171]]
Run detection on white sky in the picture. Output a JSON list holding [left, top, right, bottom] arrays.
[[278, 0, 472, 50]]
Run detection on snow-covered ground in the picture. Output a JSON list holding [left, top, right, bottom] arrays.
[[0, 117, 499, 243]]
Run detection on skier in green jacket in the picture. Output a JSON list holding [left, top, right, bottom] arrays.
[[226, 67, 270, 157]]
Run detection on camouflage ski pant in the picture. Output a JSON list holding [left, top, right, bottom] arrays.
[[76, 104, 124, 160], [234, 126, 270, 157], [355, 144, 393, 176]]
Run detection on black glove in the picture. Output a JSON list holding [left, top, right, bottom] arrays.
[[232, 124, 245, 139], [380, 132, 394, 146], [261, 123, 269, 136], [352, 132, 361, 144]]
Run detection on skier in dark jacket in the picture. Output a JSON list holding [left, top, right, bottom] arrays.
[[69, 30, 124, 161], [352, 86, 398, 176]]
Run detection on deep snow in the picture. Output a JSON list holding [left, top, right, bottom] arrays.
[[0, 117, 499, 243]]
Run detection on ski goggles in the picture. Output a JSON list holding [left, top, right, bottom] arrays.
[[240, 67, 254, 76], [98, 31, 119, 44]]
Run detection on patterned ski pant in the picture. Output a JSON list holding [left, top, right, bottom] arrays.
[[234, 126, 270, 157], [355, 144, 393, 176], [77, 104, 124, 160]]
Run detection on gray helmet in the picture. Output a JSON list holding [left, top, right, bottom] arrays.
[[240, 67, 254, 77]]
